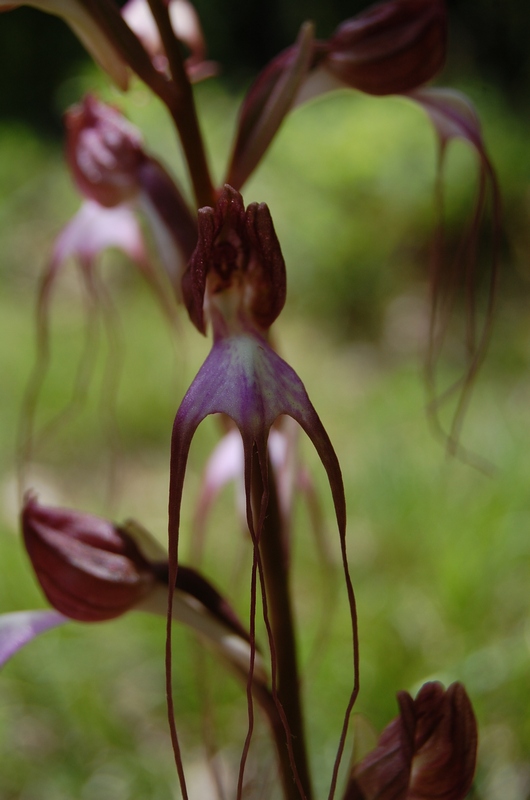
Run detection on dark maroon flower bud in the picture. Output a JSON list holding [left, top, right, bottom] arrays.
[[323, 0, 447, 96], [22, 495, 156, 622], [182, 184, 286, 335], [65, 94, 146, 207], [345, 681, 477, 800]]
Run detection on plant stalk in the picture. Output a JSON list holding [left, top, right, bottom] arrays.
[[147, 0, 215, 208], [252, 449, 313, 800]]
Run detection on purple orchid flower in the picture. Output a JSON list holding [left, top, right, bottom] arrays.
[[167, 184, 358, 799], [407, 87, 501, 455], [18, 96, 199, 471], [1, 495, 266, 683], [226, 0, 498, 455], [65, 94, 197, 297]]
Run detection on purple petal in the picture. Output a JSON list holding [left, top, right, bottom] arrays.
[[0, 609, 68, 667], [52, 200, 147, 267], [168, 328, 359, 798]]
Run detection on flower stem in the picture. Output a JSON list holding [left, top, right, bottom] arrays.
[[252, 449, 313, 800], [147, 0, 215, 208]]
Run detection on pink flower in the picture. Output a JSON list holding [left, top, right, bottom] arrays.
[[64, 95, 197, 295], [226, 0, 447, 190], [3, 495, 265, 680], [168, 185, 358, 796]]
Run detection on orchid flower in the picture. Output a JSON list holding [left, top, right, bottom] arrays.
[[193, 421, 329, 572], [17, 198, 154, 469], [1, 495, 267, 683], [226, 0, 446, 191], [18, 95, 199, 469], [65, 94, 197, 296], [167, 184, 358, 799], [227, 0, 499, 454]]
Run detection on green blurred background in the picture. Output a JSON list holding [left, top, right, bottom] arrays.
[[1, 2, 530, 799]]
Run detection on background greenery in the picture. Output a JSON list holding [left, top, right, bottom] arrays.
[[1, 3, 530, 799]]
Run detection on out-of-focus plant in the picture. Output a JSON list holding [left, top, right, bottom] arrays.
[[0, 0, 500, 798]]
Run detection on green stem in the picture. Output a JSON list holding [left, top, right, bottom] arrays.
[[252, 449, 313, 800]]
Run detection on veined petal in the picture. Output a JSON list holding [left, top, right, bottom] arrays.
[[168, 326, 359, 798], [65, 94, 145, 208], [22, 495, 157, 622], [0, 609, 68, 668]]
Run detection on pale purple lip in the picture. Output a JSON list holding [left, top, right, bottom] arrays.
[[0, 609, 68, 668]]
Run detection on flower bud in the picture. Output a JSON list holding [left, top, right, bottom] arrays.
[[323, 0, 447, 96], [22, 496, 156, 622], [65, 94, 145, 207], [346, 681, 477, 800]]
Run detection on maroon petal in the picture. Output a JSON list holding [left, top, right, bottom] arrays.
[[323, 0, 447, 96], [167, 326, 359, 798], [65, 94, 145, 207], [22, 495, 156, 622], [409, 682, 477, 799], [345, 682, 477, 800]]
